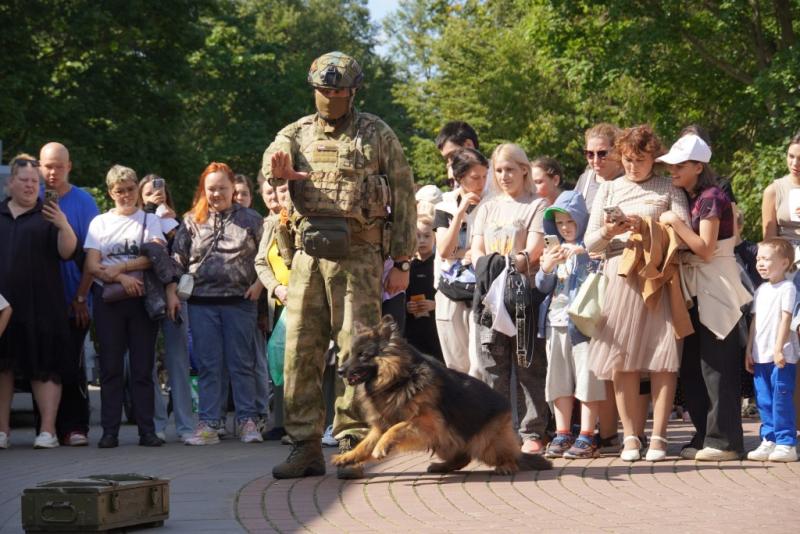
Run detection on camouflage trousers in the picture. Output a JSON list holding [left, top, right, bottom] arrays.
[[282, 243, 383, 442]]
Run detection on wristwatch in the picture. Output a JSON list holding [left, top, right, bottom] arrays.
[[393, 260, 411, 272], [74, 295, 87, 304]]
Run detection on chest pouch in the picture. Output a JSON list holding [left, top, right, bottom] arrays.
[[300, 216, 351, 260]]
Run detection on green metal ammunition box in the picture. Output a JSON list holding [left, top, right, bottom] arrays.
[[21, 473, 169, 532]]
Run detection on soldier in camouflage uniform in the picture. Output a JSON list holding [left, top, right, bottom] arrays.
[[263, 52, 417, 479]]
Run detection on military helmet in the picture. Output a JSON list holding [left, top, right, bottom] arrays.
[[308, 52, 364, 90]]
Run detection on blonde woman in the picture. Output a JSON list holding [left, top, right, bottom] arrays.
[[84, 165, 165, 448], [471, 143, 548, 453]]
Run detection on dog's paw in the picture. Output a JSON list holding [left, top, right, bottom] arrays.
[[427, 462, 451, 474], [331, 453, 355, 466], [494, 463, 518, 476], [371, 443, 392, 460]]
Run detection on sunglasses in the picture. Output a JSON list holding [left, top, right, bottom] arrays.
[[584, 150, 609, 160], [13, 158, 40, 168]]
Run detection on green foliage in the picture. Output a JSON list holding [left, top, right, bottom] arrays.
[[0, 0, 407, 212], [386, 0, 800, 232], [731, 142, 790, 242]]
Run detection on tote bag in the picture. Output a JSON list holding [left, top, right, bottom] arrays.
[[567, 268, 607, 338]]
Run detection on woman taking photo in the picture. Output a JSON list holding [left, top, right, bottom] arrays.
[[432, 147, 488, 376], [84, 165, 165, 448], [470, 143, 548, 453], [585, 125, 690, 462], [137, 174, 195, 443], [657, 134, 751, 461], [0, 154, 77, 449], [170, 162, 264, 445]]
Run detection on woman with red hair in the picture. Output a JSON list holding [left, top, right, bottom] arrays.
[[584, 125, 690, 462], [169, 162, 264, 445]]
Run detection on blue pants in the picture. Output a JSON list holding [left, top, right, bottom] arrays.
[[753, 363, 797, 446], [154, 303, 195, 437], [219, 328, 269, 422], [189, 300, 258, 424]]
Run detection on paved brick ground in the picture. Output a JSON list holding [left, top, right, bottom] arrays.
[[236, 420, 800, 534], [2, 418, 798, 533]]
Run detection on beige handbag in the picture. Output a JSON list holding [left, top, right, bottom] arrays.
[[568, 263, 607, 338]]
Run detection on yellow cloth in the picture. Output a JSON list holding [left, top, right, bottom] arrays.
[[268, 240, 290, 300]]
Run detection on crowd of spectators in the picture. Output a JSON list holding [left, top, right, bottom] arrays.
[[1, 125, 799, 465]]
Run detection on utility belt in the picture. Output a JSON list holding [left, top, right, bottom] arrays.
[[291, 216, 388, 260]]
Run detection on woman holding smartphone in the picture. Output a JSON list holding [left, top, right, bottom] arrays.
[[585, 125, 690, 462], [138, 175, 195, 443], [0, 154, 77, 449]]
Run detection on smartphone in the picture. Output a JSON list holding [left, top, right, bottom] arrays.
[[45, 190, 59, 204], [603, 205, 626, 224], [152, 178, 165, 191], [544, 234, 560, 252]]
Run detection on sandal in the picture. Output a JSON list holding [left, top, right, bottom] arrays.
[[620, 435, 642, 462], [645, 435, 668, 462]]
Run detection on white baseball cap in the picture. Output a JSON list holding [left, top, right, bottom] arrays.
[[656, 134, 712, 164], [415, 184, 443, 204]]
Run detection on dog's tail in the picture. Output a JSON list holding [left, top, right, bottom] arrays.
[[517, 453, 553, 471]]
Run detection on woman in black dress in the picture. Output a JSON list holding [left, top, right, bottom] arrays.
[[0, 154, 77, 449]]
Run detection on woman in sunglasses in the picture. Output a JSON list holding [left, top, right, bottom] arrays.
[[574, 123, 627, 453], [0, 154, 77, 449], [575, 123, 625, 211]]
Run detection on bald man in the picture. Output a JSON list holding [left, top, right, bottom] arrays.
[[38, 142, 99, 446]]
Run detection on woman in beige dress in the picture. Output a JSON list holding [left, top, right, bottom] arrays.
[[585, 125, 690, 462]]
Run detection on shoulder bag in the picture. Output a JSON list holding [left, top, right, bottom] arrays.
[[102, 213, 148, 303]]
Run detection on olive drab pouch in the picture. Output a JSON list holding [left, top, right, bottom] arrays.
[[337, 143, 356, 174], [291, 171, 365, 219], [300, 216, 351, 259], [364, 175, 391, 218]]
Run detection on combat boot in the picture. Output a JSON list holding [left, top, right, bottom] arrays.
[[337, 435, 365, 479], [272, 439, 326, 479]]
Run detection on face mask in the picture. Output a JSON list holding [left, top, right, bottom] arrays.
[[315, 91, 351, 121]]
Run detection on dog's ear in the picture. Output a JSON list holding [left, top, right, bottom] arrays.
[[377, 314, 397, 342]]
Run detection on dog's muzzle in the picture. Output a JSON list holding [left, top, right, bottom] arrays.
[[338, 365, 369, 386]]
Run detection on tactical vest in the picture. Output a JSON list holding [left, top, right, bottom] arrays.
[[289, 115, 391, 225]]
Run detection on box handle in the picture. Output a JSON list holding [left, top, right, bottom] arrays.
[[41, 501, 77, 523], [110, 493, 120, 512]]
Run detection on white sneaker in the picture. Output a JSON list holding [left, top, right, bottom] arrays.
[[184, 422, 221, 446], [768, 444, 798, 462], [747, 440, 776, 461], [0, 431, 8, 449], [321, 425, 338, 447], [239, 419, 264, 444], [33, 432, 59, 449], [155, 431, 167, 442]]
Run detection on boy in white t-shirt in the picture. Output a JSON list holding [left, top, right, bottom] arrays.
[[746, 238, 798, 462]]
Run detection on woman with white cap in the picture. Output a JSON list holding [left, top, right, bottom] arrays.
[[657, 133, 751, 461]]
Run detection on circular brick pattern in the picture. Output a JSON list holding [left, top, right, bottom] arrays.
[[236, 422, 800, 533]]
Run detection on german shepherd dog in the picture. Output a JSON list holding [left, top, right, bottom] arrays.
[[332, 316, 552, 475]]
